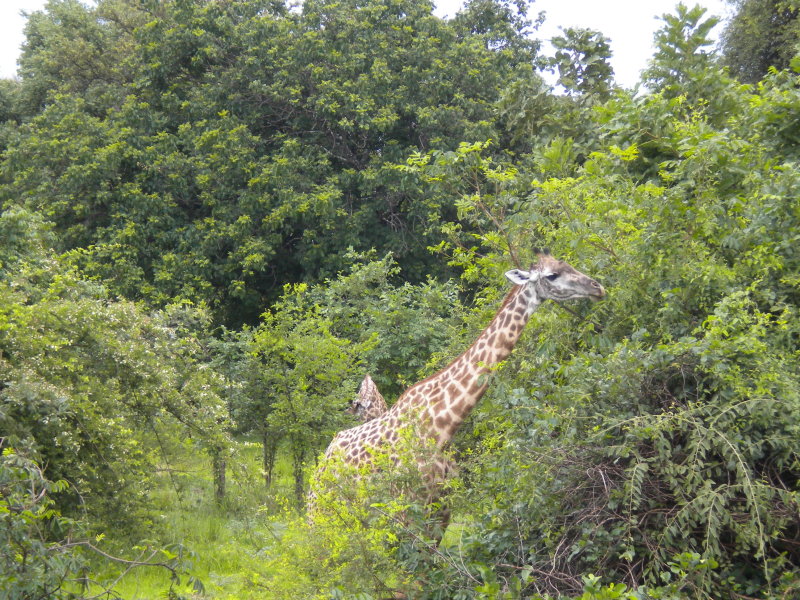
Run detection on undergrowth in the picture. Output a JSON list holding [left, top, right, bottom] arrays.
[[83, 438, 293, 599]]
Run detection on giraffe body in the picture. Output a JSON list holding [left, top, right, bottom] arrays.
[[316, 253, 605, 512]]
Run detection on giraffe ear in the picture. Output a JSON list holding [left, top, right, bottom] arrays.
[[505, 269, 535, 285]]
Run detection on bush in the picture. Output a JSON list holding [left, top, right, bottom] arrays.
[[264, 421, 456, 599], [0, 448, 85, 600]]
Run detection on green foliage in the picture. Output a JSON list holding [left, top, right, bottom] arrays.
[[2, 1, 800, 598], [0, 206, 51, 273], [0, 448, 84, 600], [642, 3, 730, 111], [495, 67, 561, 150], [398, 139, 541, 282], [429, 45, 798, 600], [310, 252, 464, 396], [250, 286, 370, 503], [0, 208, 229, 529], [0, 79, 24, 152], [2, 0, 542, 326], [375, 7, 800, 595], [225, 254, 462, 501], [82, 441, 280, 599], [268, 421, 454, 599], [550, 27, 615, 99], [721, 0, 800, 83], [17, 0, 141, 115], [0, 448, 200, 600]]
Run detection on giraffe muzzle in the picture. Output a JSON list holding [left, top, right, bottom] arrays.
[[589, 280, 606, 300]]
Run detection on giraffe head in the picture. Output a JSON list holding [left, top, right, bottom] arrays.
[[505, 251, 605, 303], [347, 374, 388, 421]]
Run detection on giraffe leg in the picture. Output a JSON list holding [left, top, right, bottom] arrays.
[[428, 455, 455, 544]]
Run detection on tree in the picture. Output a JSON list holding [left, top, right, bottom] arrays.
[[344, 8, 800, 594], [247, 285, 370, 504], [721, 0, 800, 83], [642, 3, 723, 100], [310, 252, 464, 398], [0, 448, 203, 600], [16, 0, 143, 115], [550, 27, 615, 99], [0, 207, 230, 528], [3, 0, 543, 326], [0, 448, 84, 600], [0, 79, 23, 151]]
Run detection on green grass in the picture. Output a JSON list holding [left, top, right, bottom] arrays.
[[83, 440, 473, 599], [85, 439, 301, 599]]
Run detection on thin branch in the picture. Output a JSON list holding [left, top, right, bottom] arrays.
[[148, 415, 184, 507], [554, 302, 604, 332], [58, 541, 176, 573]]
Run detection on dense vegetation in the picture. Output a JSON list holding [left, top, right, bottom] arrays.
[[1, 0, 799, 598], [720, 0, 800, 82]]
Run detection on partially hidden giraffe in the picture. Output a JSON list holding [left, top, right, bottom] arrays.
[[314, 252, 605, 517], [348, 374, 389, 422]]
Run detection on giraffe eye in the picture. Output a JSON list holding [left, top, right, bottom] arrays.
[[545, 273, 560, 281]]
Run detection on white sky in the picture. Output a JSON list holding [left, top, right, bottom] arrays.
[[0, 0, 731, 88]]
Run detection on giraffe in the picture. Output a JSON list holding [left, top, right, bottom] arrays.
[[314, 251, 605, 520], [306, 374, 388, 514], [348, 374, 389, 421]]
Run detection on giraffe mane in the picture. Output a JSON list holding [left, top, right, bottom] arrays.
[[389, 285, 525, 413]]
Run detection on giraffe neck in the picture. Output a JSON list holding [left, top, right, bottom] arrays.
[[391, 284, 540, 446]]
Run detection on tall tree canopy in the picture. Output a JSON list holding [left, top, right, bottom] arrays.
[[721, 0, 800, 82], [2, 0, 540, 326]]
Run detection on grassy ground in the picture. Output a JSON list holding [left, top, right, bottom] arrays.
[[86, 439, 298, 599], [85, 439, 473, 599]]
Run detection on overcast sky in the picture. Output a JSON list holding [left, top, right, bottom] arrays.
[[0, 0, 731, 88]]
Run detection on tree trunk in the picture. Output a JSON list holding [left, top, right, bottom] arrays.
[[292, 442, 307, 507], [212, 448, 226, 504], [263, 430, 279, 489]]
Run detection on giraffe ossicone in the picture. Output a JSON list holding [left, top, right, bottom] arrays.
[[312, 252, 605, 516]]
